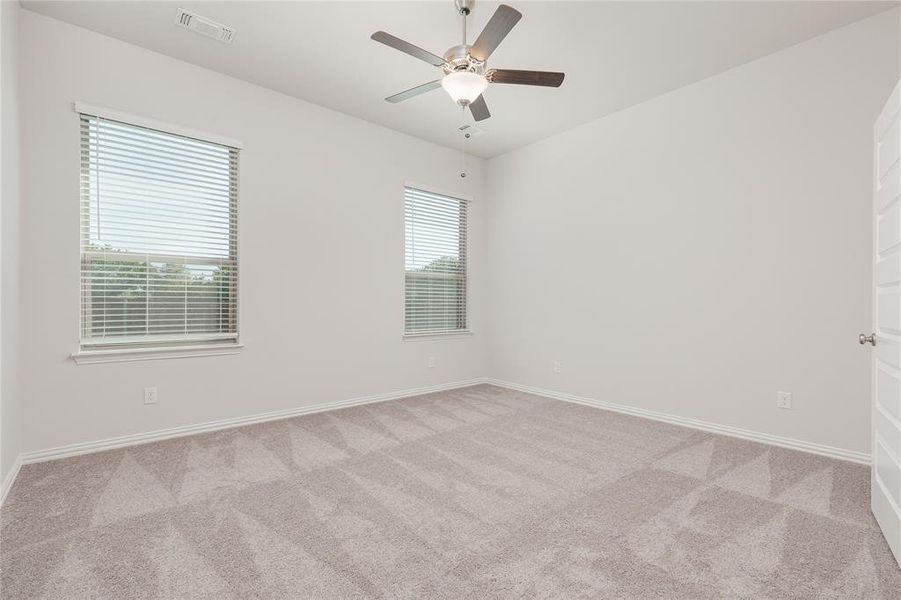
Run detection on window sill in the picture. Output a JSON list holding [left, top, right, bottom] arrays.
[[71, 343, 244, 365], [402, 330, 473, 341]]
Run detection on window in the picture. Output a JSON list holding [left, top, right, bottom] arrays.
[[79, 113, 239, 350], [404, 186, 469, 335]]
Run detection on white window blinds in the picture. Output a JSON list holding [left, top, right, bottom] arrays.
[[79, 113, 239, 349], [404, 187, 468, 335]]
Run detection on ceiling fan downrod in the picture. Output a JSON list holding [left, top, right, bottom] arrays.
[[456, 0, 474, 45]]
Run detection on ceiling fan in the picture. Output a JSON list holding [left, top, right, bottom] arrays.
[[371, 0, 565, 122]]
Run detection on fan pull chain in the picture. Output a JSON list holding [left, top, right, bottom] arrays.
[[460, 106, 469, 179]]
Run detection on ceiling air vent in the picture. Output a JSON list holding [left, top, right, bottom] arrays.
[[175, 9, 235, 44]]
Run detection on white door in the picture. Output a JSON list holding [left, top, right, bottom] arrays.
[[871, 78, 901, 567]]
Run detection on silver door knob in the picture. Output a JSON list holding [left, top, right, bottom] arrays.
[[859, 333, 876, 346]]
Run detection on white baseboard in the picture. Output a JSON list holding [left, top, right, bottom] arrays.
[[485, 378, 871, 465], [11, 375, 870, 498], [19, 378, 488, 465], [1, 454, 23, 505]]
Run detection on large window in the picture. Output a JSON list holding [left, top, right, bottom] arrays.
[[404, 186, 468, 335], [79, 112, 239, 350]]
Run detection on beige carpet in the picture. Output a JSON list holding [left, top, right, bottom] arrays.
[[1, 384, 899, 598]]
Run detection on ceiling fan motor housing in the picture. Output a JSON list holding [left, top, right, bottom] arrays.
[[443, 44, 486, 75]]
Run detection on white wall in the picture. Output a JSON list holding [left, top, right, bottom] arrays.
[[18, 11, 488, 454], [1, 0, 22, 488], [486, 9, 900, 455], [14, 7, 899, 460]]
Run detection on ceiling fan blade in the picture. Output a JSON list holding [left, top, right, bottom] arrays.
[[470, 5, 522, 62], [488, 69, 565, 87], [385, 80, 442, 103], [469, 95, 490, 121], [371, 31, 446, 66]]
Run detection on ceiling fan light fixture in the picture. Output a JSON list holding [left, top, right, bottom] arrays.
[[441, 71, 488, 106]]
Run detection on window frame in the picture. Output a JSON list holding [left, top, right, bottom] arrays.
[[71, 103, 243, 364], [402, 182, 472, 340]]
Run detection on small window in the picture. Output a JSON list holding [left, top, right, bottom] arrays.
[[404, 186, 469, 335], [79, 113, 239, 350]]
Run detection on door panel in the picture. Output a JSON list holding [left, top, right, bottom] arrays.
[[878, 290, 901, 333], [878, 199, 901, 253], [877, 362, 901, 422], [872, 79, 901, 567], [875, 434, 901, 509], [877, 116, 900, 181], [877, 335, 900, 369], [877, 252, 901, 285], [876, 164, 899, 213]]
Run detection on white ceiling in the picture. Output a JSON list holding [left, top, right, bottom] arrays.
[[22, 1, 898, 158]]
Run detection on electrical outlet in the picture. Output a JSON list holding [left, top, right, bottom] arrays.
[[553, 361, 561, 374], [144, 387, 158, 405], [428, 356, 436, 368], [776, 391, 792, 409]]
